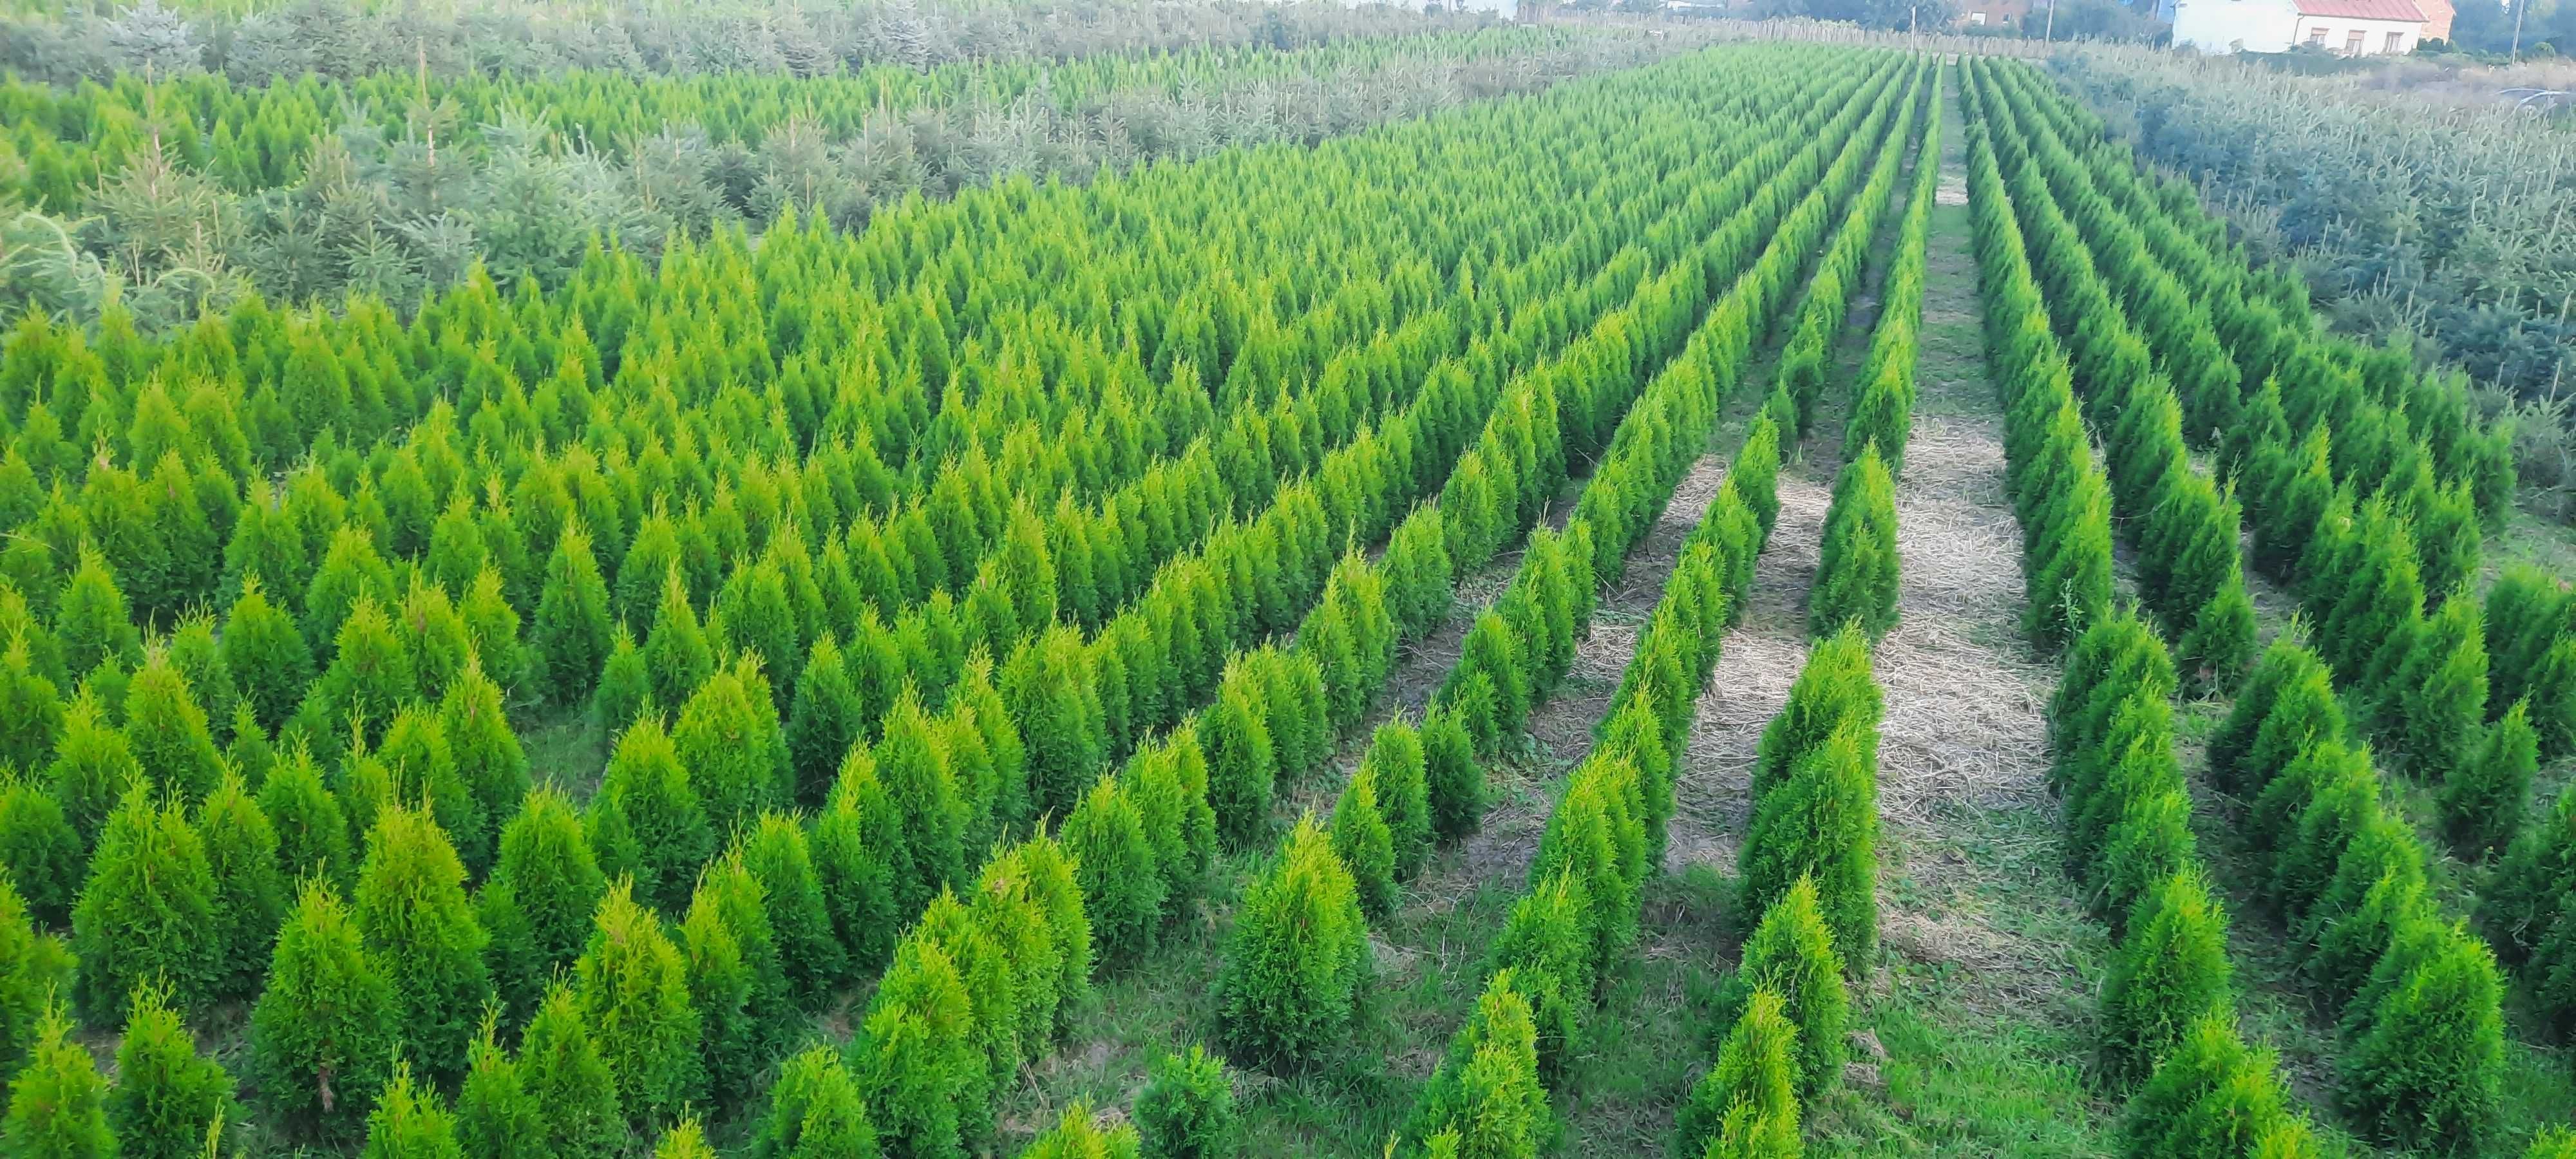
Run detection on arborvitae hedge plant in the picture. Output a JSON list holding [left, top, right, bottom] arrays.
[[105, 983, 234, 1159], [359, 1065, 463, 1159], [2097, 869, 2235, 1093], [2336, 919, 2503, 1153], [1676, 988, 1800, 1159], [1406, 969, 1551, 1157], [2440, 701, 2539, 859], [0, 874, 73, 1080], [252, 881, 399, 1143], [353, 804, 493, 1088], [1810, 442, 1900, 641], [574, 881, 704, 1130], [72, 783, 218, 1024], [2119, 1016, 2311, 1159], [1331, 768, 1398, 923], [1217, 815, 1369, 1068], [2, 1001, 113, 1158], [1716, 874, 1849, 1099], [1135, 1044, 1235, 1159], [1064, 777, 1165, 963]]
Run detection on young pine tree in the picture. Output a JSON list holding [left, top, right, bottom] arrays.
[[1218, 816, 1369, 1068], [252, 881, 399, 1143]]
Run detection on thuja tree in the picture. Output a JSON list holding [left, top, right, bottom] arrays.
[[531, 521, 612, 708], [0, 772, 82, 928], [741, 813, 845, 1008], [1135, 1045, 1235, 1159], [0, 874, 73, 1080], [257, 746, 353, 890], [477, 788, 608, 1026], [2440, 702, 2539, 858], [2098, 870, 2235, 1093], [2121, 1017, 2312, 1159], [584, 715, 715, 915], [1676, 988, 1800, 1159], [1063, 777, 1164, 963], [752, 1044, 878, 1159], [359, 1065, 463, 1159], [1809, 443, 1900, 641], [198, 773, 287, 1001], [574, 881, 704, 1129], [1, 1001, 112, 1158], [515, 985, 625, 1159], [1405, 969, 1550, 1156], [71, 784, 218, 1023], [106, 983, 235, 1159], [2338, 918, 2504, 1153], [1218, 815, 1369, 1067], [252, 881, 399, 1143], [354, 804, 493, 1087], [1716, 874, 1848, 1099]]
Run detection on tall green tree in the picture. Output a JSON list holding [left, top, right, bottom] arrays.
[[106, 983, 235, 1159], [252, 881, 400, 1143], [71, 784, 219, 1023]]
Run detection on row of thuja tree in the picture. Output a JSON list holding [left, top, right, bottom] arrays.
[[1680, 59, 1939, 1158], [0, 42, 1894, 1159], [1208, 49, 1924, 1157], [1971, 54, 2532, 1155]]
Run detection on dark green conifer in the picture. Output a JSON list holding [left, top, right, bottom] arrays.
[[1331, 768, 1398, 923], [2441, 701, 2539, 858], [1421, 705, 1483, 843], [107, 983, 236, 1159], [252, 881, 399, 1142], [72, 784, 218, 1022], [742, 813, 846, 1005]]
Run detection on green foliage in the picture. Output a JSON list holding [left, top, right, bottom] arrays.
[[252, 881, 399, 1143], [584, 715, 714, 916], [1202, 674, 1278, 849], [454, 1019, 547, 1159], [672, 656, 791, 836], [574, 881, 703, 1129], [257, 746, 353, 890], [2098, 870, 2235, 1093], [1676, 988, 1800, 1159], [532, 521, 612, 708], [106, 982, 234, 1159], [122, 648, 223, 802], [2337, 917, 2503, 1153], [1064, 777, 1164, 963], [1715, 875, 1848, 1099], [198, 772, 287, 1001], [0, 773, 82, 928], [2439, 701, 2538, 858], [1420, 705, 1484, 844], [751, 1044, 877, 1159], [1021, 1104, 1142, 1159], [811, 752, 904, 977], [742, 813, 845, 1008], [71, 784, 218, 1023], [1218, 815, 1368, 1068], [1, 1001, 113, 1159], [1330, 768, 1398, 923], [359, 1066, 463, 1159], [353, 804, 492, 1086], [1364, 717, 1433, 881], [0, 874, 72, 1081], [478, 788, 607, 1026], [1135, 1044, 1235, 1159], [520, 984, 629, 1159], [2120, 1017, 2310, 1159], [1738, 723, 1877, 975], [1809, 443, 1899, 641], [1407, 969, 1550, 1159]]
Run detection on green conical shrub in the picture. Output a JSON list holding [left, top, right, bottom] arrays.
[[2440, 701, 2539, 858], [584, 715, 715, 916], [1020, 1103, 1142, 1159], [592, 627, 652, 737], [359, 1065, 462, 1159], [1676, 988, 1800, 1159], [1331, 768, 1398, 923], [751, 1044, 878, 1159], [0, 773, 82, 928], [252, 881, 399, 1142], [198, 773, 287, 1000], [104, 982, 233, 1159], [1810, 444, 1900, 641], [1, 1000, 112, 1158], [671, 657, 790, 837], [518, 983, 626, 1159], [1064, 777, 1164, 963], [1365, 717, 1433, 881], [46, 693, 137, 848], [1202, 676, 1277, 849], [1421, 705, 1483, 843], [1488, 870, 1592, 1082], [1135, 1044, 1235, 1159], [453, 1018, 546, 1159], [1715, 875, 1848, 1098], [742, 813, 846, 1006], [812, 751, 905, 977], [574, 881, 703, 1128], [2098, 871, 2235, 1093], [354, 804, 492, 1086], [1406, 969, 1550, 1159], [532, 522, 612, 708], [121, 649, 223, 802], [71, 784, 218, 1022], [641, 567, 713, 715], [2336, 919, 2503, 1153], [696, 852, 793, 1082], [258, 746, 353, 890], [1738, 725, 1877, 974], [0, 874, 71, 1080], [784, 632, 862, 807], [1217, 815, 1368, 1067], [856, 934, 985, 1158], [477, 788, 607, 1025], [873, 689, 965, 913], [2119, 1015, 2308, 1159]]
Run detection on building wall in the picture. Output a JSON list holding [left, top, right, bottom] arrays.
[[2289, 14, 2420, 52], [2172, 0, 2301, 52]]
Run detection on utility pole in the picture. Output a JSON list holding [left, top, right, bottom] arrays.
[[2044, 0, 2056, 41], [2511, 0, 2528, 61]]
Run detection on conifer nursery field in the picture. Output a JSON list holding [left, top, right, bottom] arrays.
[[1, 14, 2575, 1157]]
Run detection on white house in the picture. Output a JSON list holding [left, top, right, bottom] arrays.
[[2172, 0, 2430, 53]]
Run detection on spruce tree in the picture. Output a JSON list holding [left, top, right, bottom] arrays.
[[1330, 768, 1398, 923], [1135, 1044, 1235, 1159], [574, 881, 703, 1129], [1, 1001, 112, 1158], [252, 881, 399, 1143], [1675, 988, 1800, 1159], [353, 804, 492, 1086], [2098, 871, 2235, 1093], [531, 521, 612, 708], [477, 788, 607, 1024], [359, 1065, 463, 1159], [198, 773, 287, 1000], [1406, 969, 1550, 1158], [106, 982, 235, 1159], [1217, 815, 1368, 1067], [517, 983, 625, 1159], [1063, 777, 1164, 963], [72, 784, 219, 1022]]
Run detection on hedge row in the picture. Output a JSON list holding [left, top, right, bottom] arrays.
[[1219, 49, 1921, 1086], [1965, 91, 2318, 1158], [1976, 57, 2511, 1156]]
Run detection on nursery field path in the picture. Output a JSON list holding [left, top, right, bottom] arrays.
[[1789, 75, 2120, 1156]]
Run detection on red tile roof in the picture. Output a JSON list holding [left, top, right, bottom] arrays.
[[2294, 0, 2425, 21]]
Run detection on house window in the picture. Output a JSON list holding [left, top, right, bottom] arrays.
[[2386, 30, 2406, 50], [1970, 9, 1987, 21], [2345, 28, 2365, 50], [2307, 25, 2329, 42]]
